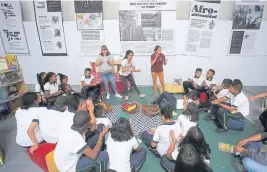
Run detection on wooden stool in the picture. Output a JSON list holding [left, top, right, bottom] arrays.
[[45, 150, 59, 172]]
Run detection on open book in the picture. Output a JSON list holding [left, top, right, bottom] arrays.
[[218, 142, 235, 153]]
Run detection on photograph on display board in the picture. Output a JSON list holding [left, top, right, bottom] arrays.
[[33, 0, 67, 56], [232, 5, 263, 30], [119, 11, 173, 42], [74, 0, 103, 30]]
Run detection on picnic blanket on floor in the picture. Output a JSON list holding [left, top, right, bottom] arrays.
[[104, 103, 163, 135]]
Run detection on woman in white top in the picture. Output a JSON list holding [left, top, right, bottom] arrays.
[[43, 72, 62, 105], [161, 126, 211, 172], [96, 45, 122, 99], [35, 72, 47, 105], [119, 50, 146, 101], [106, 117, 147, 172]]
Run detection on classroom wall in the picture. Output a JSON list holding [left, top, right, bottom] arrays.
[[1, 1, 267, 86]]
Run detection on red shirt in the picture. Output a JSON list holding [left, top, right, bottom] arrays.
[[151, 53, 165, 73]]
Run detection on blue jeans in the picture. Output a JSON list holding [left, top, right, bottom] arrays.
[[161, 155, 175, 172], [241, 142, 267, 172], [130, 147, 147, 172], [100, 73, 117, 93], [141, 131, 161, 158], [76, 151, 109, 172]]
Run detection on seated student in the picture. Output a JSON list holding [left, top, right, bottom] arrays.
[[35, 72, 47, 105], [249, 91, 267, 132], [119, 50, 146, 101], [43, 72, 62, 106], [152, 91, 177, 110], [50, 95, 69, 112], [232, 132, 267, 172], [161, 127, 211, 172], [203, 69, 216, 91], [107, 117, 147, 172], [141, 105, 181, 157], [15, 92, 44, 147], [209, 79, 232, 102], [177, 95, 200, 137], [57, 73, 74, 94], [173, 144, 212, 172], [54, 111, 109, 172], [206, 80, 249, 132], [27, 94, 100, 153], [183, 68, 204, 96], [81, 68, 101, 101]]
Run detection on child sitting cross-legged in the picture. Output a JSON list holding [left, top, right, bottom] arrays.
[[178, 95, 200, 137], [106, 117, 147, 172], [209, 78, 232, 102], [141, 104, 182, 158]]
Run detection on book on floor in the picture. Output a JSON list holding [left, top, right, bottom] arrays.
[[218, 142, 235, 153]]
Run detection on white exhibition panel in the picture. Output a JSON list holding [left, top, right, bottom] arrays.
[[0, 20, 266, 86]]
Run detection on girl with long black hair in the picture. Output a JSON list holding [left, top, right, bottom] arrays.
[[35, 72, 47, 104], [161, 126, 212, 172], [43, 72, 62, 105], [119, 50, 145, 101], [106, 117, 147, 172]]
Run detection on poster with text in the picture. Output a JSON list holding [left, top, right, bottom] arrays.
[[74, 0, 103, 30], [79, 30, 104, 56], [228, 3, 264, 55], [34, 0, 67, 56], [0, 1, 29, 54], [119, 0, 177, 55], [184, 2, 220, 57]]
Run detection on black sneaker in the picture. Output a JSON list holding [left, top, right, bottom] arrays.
[[151, 101, 157, 104], [215, 128, 228, 133], [204, 115, 215, 121], [232, 160, 247, 172]]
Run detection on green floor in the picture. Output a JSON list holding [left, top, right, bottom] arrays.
[[104, 87, 259, 172]]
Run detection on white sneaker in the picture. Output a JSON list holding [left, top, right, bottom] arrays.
[[106, 93, 110, 100], [139, 94, 146, 99], [115, 93, 122, 98], [125, 96, 128, 101]]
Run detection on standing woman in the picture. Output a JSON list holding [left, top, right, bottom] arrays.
[[151, 45, 167, 96], [43, 72, 62, 106], [96, 45, 122, 99], [119, 50, 146, 101], [35, 72, 47, 105]]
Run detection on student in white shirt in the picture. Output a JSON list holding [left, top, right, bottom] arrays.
[[161, 127, 211, 172], [119, 50, 146, 101], [43, 72, 62, 106], [183, 68, 204, 96], [207, 80, 249, 132], [81, 68, 101, 101], [178, 95, 200, 137], [96, 45, 122, 99], [106, 117, 147, 172], [54, 110, 109, 172], [35, 72, 47, 105], [203, 69, 216, 91], [15, 92, 44, 147], [141, 104, 181, 157]]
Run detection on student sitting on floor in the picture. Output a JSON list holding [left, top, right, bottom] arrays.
[[43, 72, 62, 107], [205, 80, 249, 132], [178, 95, 200, 137], [15, 92, 44, 147], [106, 117, 147, 172], [141, 105, 181, 157], [203, 69, 216, 91], [232, 132, 267, 172], [35, 72, 47, 105], [54, 110, 109, 172], [249, 91, 267, 132], [81, 68, 101, 101], [57, 73, 74, 95], [183, 68, 204, 96], [173, 144, 212, 172], [161, 127, 211, 172], [209, 79, 232, 102]]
